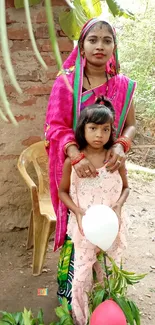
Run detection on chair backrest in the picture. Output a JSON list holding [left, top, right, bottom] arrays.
[[18, 141, 49, 196]]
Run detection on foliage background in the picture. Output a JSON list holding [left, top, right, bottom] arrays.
[[111, 0, 155, 119]]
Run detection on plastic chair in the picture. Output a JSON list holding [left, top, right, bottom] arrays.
[[17, 141, 56, 276]]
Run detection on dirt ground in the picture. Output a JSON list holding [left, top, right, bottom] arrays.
[[0, 173, 155, 324]]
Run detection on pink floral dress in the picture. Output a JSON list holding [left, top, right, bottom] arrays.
[[67, 166, 128, 325]]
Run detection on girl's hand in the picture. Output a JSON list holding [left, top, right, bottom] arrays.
[[75, 207, 86, 236], [105, 144, 126, 173], [112, 203, 122, 230], [74, 157, 97, 178]]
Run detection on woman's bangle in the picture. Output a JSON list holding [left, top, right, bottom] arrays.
[[114, 136, 131, 153], [64, 141, 78, 155], [71, 152, 85, 166]]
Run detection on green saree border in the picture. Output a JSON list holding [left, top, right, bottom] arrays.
[[73, 48, 81, 130], [116, 80, 135, 138], [81, 92, 93, 103]]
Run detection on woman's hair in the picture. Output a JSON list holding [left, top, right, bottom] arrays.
[[79, 20, 116, 49], [75, 96, 116, 150]]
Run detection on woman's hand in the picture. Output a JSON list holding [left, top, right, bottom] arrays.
[[67, 144, 97, 178], [75, 207, 86, 236], [74, 157, 97, 178], [105, 143, 126, 173]]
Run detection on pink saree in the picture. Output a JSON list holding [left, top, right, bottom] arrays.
[[45, 19, 136, 251]]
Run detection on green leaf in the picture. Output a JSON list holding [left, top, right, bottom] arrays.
[[59, 0, 87, 40], [106, 0, 135, 19], [22, 309, 32, 325], [80, 0, 102, 19], [93, 289, 105, 311], [61, 298, 69, 315], [14, 0, 41, 9], [37, 310, 44, 324], [0, 321, 11, 325], [128, 300, 140, 325], [11, 312, 24, 325], [54, 314, 73, 325], [55, 307, 66, 319], [112, 295, 135, 325], [0, 313, 16, 325]]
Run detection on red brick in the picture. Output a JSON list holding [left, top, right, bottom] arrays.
[[7, 27, 29, 40], [46, 71, 58, 80], [15, 114, 36, 122], [0, 155, 19, 161], [16, 71, 40, 82], [35, 25, 49, 39], [61, 52, 70, 62], [11, 97, 38, 107], [6, 12, 16, 24], [35, 54, 56, 66], [22, 136, 42, 146], [10, 40, 34, 52], [35, 10, 47, 23], [6, 0, 14, 8], [57, 30, 67, 37], [40, 38, 73, 52], [25, 83, 52, 95], [20, 97, 38, 106], [52, 0, 66, 5], [5, 85, 16, 96]]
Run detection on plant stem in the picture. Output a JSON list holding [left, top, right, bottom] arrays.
[[45, 0, 73, 93], [0, 0, 22, 94], [0, 68, 18, 125], [24, 0, 47, 70], [103, 253, 111, 298]]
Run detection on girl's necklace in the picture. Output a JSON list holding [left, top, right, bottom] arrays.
[[84, 70, 109, 98]]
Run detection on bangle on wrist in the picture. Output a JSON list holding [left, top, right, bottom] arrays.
[[71, 152, 85, 166], [64, 141, 78, 155], [114, 136, 131, 153]]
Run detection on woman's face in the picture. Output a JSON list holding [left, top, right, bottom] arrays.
[[83, 24, 115, 67]]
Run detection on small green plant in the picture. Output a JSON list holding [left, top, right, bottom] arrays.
[[0, 308, 44, 325], [88, 253, 146, 325], [0, 255, 146, 325]]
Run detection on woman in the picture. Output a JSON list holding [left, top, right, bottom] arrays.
[[45, 18, 136, 252]]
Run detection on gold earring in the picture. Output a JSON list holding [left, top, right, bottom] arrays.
[[81, 51, 85, 58]]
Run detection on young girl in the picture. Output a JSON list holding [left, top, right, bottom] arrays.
[[58, 97, 129, 325]]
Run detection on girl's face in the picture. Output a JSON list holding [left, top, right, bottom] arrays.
[[83, 25, 115, 67], [85, 122, 111, 149]]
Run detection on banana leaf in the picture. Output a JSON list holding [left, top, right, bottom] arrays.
[[59, 0, 87, 40], [106, 0, 134, 19], [80, 0, 102, 18]]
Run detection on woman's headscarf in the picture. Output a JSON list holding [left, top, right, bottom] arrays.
[[62, 18, 120, 129]]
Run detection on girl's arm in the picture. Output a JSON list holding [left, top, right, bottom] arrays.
[[112, 164, 130, 220], [116, 164, 130, 207], [58, 158, 78, 214], [58, 158, 85, 235]]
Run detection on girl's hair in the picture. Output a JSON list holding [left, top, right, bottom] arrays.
[[79, 21, 116, 49], [75, 96, 116, 150]]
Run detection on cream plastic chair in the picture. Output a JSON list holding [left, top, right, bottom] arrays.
[[17, 141, 56, 276]]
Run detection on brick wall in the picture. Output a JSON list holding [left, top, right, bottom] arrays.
[[0, 0, 73, 231]]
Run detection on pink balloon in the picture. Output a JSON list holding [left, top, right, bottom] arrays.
[[90, 299, 127, 325]]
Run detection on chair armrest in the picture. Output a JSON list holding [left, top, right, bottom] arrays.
[[17, 158, 37, 190]]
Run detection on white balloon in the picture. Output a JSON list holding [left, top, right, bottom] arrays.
[[82, 204, 119, 251]]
